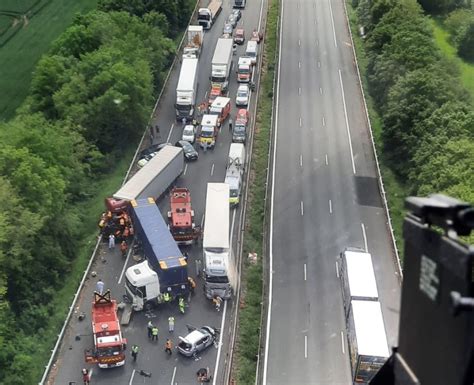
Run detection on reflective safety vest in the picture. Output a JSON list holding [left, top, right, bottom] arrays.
[[132, 345, 139, 353], [163, 292, 171, 302], [152, 327, 158, 336]]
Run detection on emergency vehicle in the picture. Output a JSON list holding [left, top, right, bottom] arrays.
[[85, 291, 127, 368], [209, 96, 231, 126], [199, 114, 219, 149], [168, 187, 200, 245]]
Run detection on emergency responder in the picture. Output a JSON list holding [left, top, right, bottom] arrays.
[[188, 277, 196, 295], [213, 296, 222, 312], [165, 339, 173, 355], [168, 316, 175, 332], [120, 240, 128, 258], [229, 118, 233, 132], [178, 297, 185, 314], [147, 321, 154, 339], [131, 344, 139, 361], [163, 292, 171, 303], [151, 326, 159, 341], [82, 368, 90, 385]]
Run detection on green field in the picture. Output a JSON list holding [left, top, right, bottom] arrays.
[[430, 18, 474, 104], [0, 0, 98, 121]]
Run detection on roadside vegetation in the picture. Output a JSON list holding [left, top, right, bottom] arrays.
[[233, 0, 279, 383], [347, 0, 474, 255], [0, 1, 194, 383]]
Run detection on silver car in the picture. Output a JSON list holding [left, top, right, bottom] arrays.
[[236, 84, 250, 106], [177, 326, 217, 357], [182, 125, 196, 143], [223, 23, 233, 36]]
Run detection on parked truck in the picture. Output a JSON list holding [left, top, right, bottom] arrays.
[[85, 291, 127, 368], [113, 146, 184, 202], [124, 198, 189, 311], [167, 187, 200, 245], [347, 300, 390, 384], [176, 58, 199, 121], [225, 143, 245, 206], [211, 38, 234, 92], [202, 183, 231, 299], [237, 56, 252, 82], [183, 25, 204, 59], [198, 0, 222, 29]]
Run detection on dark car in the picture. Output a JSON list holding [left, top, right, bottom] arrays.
[[177, 326, 217, 357], [175, 140, 198, 161]]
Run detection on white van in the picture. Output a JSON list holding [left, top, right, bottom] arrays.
[[225, 143, 246, 206], [245, 41, 258, 65]]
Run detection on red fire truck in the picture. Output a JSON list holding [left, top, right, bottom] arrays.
[[167, 187, 201, 245], [85, 291, 127, 368]]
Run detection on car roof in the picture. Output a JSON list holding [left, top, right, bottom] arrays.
[[238, 84, 249, 91], [181, 329, 206, 344], [235, 28, 244, 33]]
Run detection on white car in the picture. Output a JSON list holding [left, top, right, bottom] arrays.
[[236, 84, 250, 106], [182, 125, 196, 143]]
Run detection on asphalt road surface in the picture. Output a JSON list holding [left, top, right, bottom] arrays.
[[263, 0, 401, 384], [48, 0, 265, 383]]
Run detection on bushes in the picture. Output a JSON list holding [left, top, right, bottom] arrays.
[[353, 0, 473, 220]]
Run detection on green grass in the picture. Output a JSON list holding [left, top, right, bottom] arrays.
[[346, 2, 406, 259], [234, 0, 279, 383], [0, 0, 98, 121], [430, 18, 474, 105]]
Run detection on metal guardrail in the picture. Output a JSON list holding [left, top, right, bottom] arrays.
[[39, 3, 201, 384], [341, 0, 403, 279]]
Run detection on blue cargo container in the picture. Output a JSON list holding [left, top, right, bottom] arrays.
[[130, 198, 188, 296]]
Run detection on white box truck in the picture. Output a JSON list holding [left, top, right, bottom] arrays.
[[175, 58, 199, 121], [211, 38, 233, 92], [339, 248, 379, 320], [183, 26, 203, 59], [225, 143, 245, 206], [113, 146, 184, 201], [347, 300, 390, 384], [202, 183, 231, 299], [198, 0, 222, 29]]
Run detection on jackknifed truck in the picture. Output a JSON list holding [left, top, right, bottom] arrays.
[[211, 37, 233, 93], [175, 58, 199, 121], [198, 0, 222, 29], [85, 291, 127, 368], [202, 183, 232, 299], [124, 198, 189, 313]]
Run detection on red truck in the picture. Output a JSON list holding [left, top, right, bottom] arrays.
[[167, 187, 201, 245], [85, 291, 127, 368]]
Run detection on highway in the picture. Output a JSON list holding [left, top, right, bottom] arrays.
[[47, 0, 265, 383], [263, 0, 401, 384]]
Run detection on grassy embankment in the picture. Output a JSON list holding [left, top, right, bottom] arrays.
[[234, 0, 279, 383], [0, 0, 97, 121], [430, 18, 474, 104]]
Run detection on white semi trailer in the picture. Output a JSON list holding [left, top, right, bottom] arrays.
[[202, 183, 231, 299], [175, 58, 199, 121]]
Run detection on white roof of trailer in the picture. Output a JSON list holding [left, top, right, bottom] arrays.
[[344, 250, 379, 299], [113, 146, 182, 201], [203, 183, 229, 250], [351, 300, 390, 357]]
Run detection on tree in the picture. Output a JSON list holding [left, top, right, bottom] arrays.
[[417, 0, 468, 14], [444, 9, 474, 46], [457, 20, 474, 61]]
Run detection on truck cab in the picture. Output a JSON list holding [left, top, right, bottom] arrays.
[[237, 57, 252, 83], [204, 252, 232, 299], [125, 261, 162, 311], [225, 143, 245, 206], [199, 114, 219, 149]]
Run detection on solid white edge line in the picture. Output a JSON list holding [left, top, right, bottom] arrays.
[[212, 300, 227, 385], [170, 366, 177, 385], [304, 335, 308, 358], [361, 222, 368, 252], [328, 0, 338, 48], [336, 260, 339, 278], [129, 369, 136, 385], [166, 123, 174, 143], [262, 0, 284, 380], [341, 331, 345, 354], [338, 69, 356, 175], [304, 263, 307, 281]]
